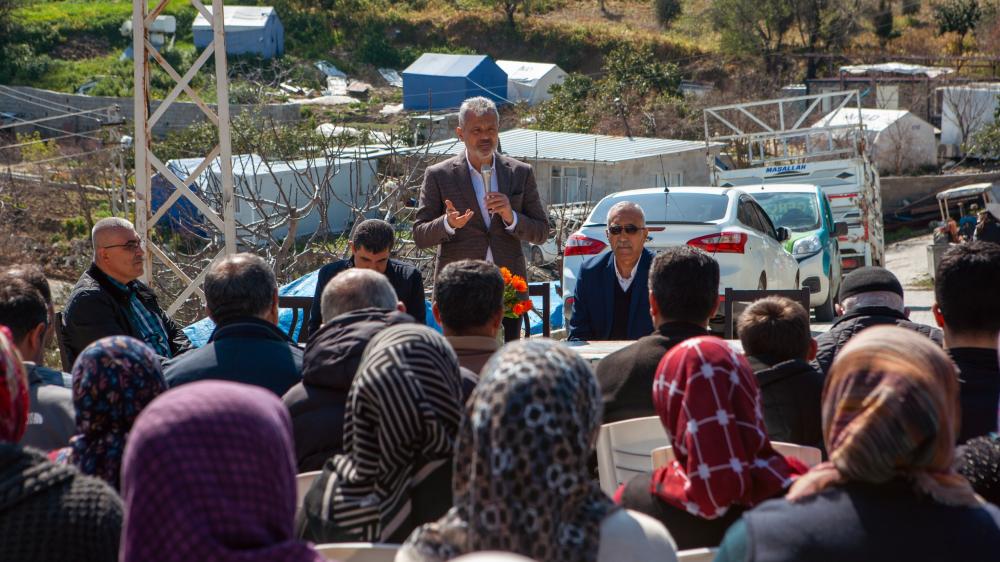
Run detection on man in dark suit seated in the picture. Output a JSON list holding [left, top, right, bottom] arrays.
[[308, 218, 425, 337], [412, 96, 548, 341], [568, 201, 655, 341], [163, 253, 303, 397], [62, 217, 190, 366], [596, 246, 719, 423]]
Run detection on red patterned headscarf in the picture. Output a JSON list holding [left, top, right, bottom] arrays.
[[650, 336, 803, 519], [0, 325, 30, 444]]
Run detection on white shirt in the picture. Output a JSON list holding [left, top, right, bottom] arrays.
[[442, 153, 518, 263], [613, 254, 641, 292]]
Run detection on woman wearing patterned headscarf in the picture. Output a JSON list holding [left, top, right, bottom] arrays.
[[0, 326, 122, 562], [51, 335, 167, 490], [715, 326, 1000, 562], [399, 339, 677, 562], [120, 380, 325, 562], [616, 335, 806, 550], [297, 324, 465, 544]]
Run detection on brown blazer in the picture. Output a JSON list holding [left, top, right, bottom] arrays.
[[413, 151, 548, 280]]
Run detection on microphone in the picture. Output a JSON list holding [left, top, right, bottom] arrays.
[[481, 164, 493, 218]]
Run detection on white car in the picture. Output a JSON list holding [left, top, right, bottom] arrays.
[[562, 187, 800, 324]]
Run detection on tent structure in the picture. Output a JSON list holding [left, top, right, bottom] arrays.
[[939, 83, 1000, 152], [402, 53, 507, 110], [812, 108, 937, 174], [192, 6, 284, 59], [496, 60, 567, 106]]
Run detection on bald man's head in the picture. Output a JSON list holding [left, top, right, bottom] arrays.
[[91, 217, 145, 284]]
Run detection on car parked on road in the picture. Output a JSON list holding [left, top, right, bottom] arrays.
[[748, 184, 847, 321], [562, 186, 800, 326]]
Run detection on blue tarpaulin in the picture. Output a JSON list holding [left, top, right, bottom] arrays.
[[402, 53, 507, 111], [183, 269, 563, 348]]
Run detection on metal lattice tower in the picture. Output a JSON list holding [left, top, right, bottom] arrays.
[[132, 0, 236, 316]]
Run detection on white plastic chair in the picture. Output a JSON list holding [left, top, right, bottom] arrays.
[[314, 543, 400, 562], [676, 547, 718, 562], [595, 416, 670, 496], [296, 470, 322, 509], [650, 441, 823, 470]]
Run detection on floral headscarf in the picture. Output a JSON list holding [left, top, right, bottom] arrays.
[[0, 325, 29, 443], [788, 326, 980, 507], [403, 339, 617, 562], [69, 335, 167, 489], [650, 336, 802, 519], [120, 380, 324, 562]]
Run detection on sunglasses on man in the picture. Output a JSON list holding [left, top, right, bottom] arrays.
[[607, 224, 644, 235]]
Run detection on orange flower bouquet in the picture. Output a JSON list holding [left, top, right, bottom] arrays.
[[500, 267, 533, 319]]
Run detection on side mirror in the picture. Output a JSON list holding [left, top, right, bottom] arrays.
[[834, 221, 848, 236], [776, 226, 790, 242]]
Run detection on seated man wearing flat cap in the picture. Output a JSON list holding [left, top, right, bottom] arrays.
[[812, 266, 942, 376]]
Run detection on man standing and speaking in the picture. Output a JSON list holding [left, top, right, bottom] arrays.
[[414, 96, 548, 341]]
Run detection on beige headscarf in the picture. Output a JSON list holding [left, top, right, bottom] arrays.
[[787, 326, 980, 507]]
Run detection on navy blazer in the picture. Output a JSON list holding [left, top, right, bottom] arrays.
[[307, 258, 425, 336], [568, 249, 655, 341]]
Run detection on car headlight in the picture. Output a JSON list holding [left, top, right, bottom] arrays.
[[792, 235, 822, 256]]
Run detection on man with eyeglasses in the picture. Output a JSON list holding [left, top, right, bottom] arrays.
[[568, 201, 655, 341], [62, 217, 190, 365]]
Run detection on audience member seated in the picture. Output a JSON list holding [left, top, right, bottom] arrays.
[[0, 278, 74, 450], [568, 201, 655, 341], [163, 253, 303, 397], [283, 268, 413, 471], [52, 336, 167, 490], [813, 266, 942, 375], [297, 324, 463, 543], [932, 241, 1000, 443], [432, 259, 503, 375], [119, 380, 325, 562], [956, 434, 1000, 506], [62, 217, 190, 365], [2, 264, 68, 386], [715, 327, 1000, 562], [0, 327, 122, 562], [400, 339, 678, 562], [308, 218, 425, 335], [596, 246, 718, 423], [616, 336, 805, 550], [737, 296, 824, 448], [975, 205, 1000, 244]]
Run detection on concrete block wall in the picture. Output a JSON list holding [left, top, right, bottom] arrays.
[[1, 86, 300, 138]]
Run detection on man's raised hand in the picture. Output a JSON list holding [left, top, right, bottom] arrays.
[[445, 199, 474, 229]]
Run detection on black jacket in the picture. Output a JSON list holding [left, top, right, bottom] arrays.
[[283, 308, 414, 472], [738, 479, 1000, 562], [163, 317, 304, 397], [596, 321, 710, 424], [62, 263, 191, 366], [307, 258, 425, 336], [747, 355, 824, 449], [951, 347, 1000, 444], [813, 306, 943, 375], [0, 444, 122, 562]]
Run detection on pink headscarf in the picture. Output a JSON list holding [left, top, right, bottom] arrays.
[[0, 325, 30, 443]]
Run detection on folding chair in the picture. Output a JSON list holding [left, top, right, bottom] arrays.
[[296, 470, 322, 509], [522, 281, 551, 338], [595, 416, 670, 496], [278, 295, 313, 344], [313, 543, 400, 562]]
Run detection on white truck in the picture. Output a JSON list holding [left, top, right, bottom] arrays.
[[703, 90, 885, 273]]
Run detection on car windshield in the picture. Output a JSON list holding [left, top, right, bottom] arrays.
[[754, 192, 821, 232], [586, 192, 729, 225]]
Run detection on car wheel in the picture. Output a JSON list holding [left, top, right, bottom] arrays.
[[757, 273, 767, 291], [815, 288, 836, 322], [530, 246, 544, 266]]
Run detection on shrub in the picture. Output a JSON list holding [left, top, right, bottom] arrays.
[[654, 0, 683, 28]]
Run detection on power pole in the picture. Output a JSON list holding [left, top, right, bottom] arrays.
[[132, 0, 236, 317]]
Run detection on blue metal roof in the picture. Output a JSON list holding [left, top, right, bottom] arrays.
[[403, 54, 491, 77], [422, 128, 717, 163]]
